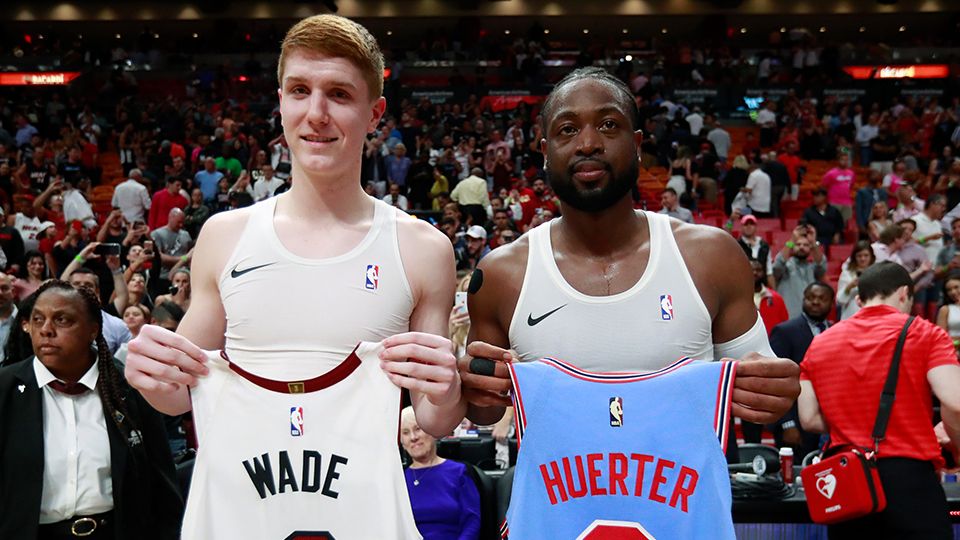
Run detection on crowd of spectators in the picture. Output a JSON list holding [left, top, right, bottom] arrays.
[[0, 30, 958, 533]]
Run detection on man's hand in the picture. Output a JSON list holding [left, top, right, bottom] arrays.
[[78, 241, 100, 261], [729, 353, 801, 424], [458, 341, 515, 408], [492, 418, 511, 444], [380, 332, 461, 407], [782, 426, 802, 447], [125, 324, 208, 394], [105, 253, 122, 273], [935, 421, 959, 466]]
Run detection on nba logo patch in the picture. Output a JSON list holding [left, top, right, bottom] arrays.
[[659, 294, 674, 321], [609, 397, 623, 427], [290, 407, 304, 437], [364, 265, 380, 291]]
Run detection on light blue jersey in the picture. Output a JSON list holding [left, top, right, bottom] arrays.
[[504, 357, 737, 540]]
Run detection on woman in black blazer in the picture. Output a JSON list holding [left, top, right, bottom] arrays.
[[0, 281, 182, 540]]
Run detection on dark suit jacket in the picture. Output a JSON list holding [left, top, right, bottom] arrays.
[[769, 315, 826, 455], [769, 315, 817, 366], [0, 359, 183, 540]]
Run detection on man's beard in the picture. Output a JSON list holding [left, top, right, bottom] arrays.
[[547, 158, 637, 213]]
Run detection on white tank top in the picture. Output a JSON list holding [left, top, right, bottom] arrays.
[[182, 343, 421, 539], [217, 195, 414, 380], [948, 304, 960, 339], [508, 212, 714, 371]]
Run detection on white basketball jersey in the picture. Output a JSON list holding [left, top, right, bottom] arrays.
[[509, 212, 715, 371], [182, 342, 421, 540], [217, 195, 413, 381]]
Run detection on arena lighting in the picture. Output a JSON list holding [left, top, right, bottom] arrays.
[[624, 55, 633, 61], [622, 28, 628, 34], [543, 29, 550, 34], [842, 64, 949, 79], [740, 27, 747, 33], [859, 26, 866, 32], [0, 72, 81, 86]]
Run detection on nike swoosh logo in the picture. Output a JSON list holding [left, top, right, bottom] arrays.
[[230, 262, 275, 279], [527, 304, 567, 326]]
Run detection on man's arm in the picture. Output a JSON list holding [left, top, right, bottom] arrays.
[[150, 231, 184, 268], [60, 242, 99, 280], [678, 224, 801, 424], [125, 210, 247, 415], [34, 178, 62, 212], [798, 380, 828, 433], [928, 364, 960, 450], [141, 184, 151, 211], [457, 240, 528, 425], [108, 253, 128, 315], [380, 215, 465, 438]]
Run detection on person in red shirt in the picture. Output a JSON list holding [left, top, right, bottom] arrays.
[[531, 177, 559, 216], [751, 258, 788, 335], [510, 175, 538, 231], [777, 141, 803, 189], [799, 261, 960, 540], [148, 178, 188, 231]]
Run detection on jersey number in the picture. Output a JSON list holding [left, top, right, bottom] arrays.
[[576, 520, 655, 540], [285, 532, 335, 540]]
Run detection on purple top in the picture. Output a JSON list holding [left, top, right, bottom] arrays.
[[404, 460, 481, 540]]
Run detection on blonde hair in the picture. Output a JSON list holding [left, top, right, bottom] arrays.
[[278, 14, 384, 100], [732, 155, 749, 170]]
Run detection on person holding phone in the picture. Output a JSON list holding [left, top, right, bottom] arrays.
[[152, 268, 190, 313], [61, 241, 128, 312], [773, 224, 828, 317]]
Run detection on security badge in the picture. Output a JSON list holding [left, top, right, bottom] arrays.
[[609, 397, 624, 427]]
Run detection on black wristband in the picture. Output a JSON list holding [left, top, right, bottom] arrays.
[[469, 357, 497, 376]]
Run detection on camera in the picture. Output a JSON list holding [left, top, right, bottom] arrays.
[[94, 243, 122, 257]]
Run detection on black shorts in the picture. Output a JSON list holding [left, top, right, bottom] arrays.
[[827, 458, 951, 540]]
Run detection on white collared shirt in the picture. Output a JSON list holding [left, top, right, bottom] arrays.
[[33, 358, 113, 523]]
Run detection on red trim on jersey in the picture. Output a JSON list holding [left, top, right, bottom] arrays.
[[220, 345, 362, 394], [541, 356, 693, 383], [507, 362, 527, 446], [713, 361, 737, 449]]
